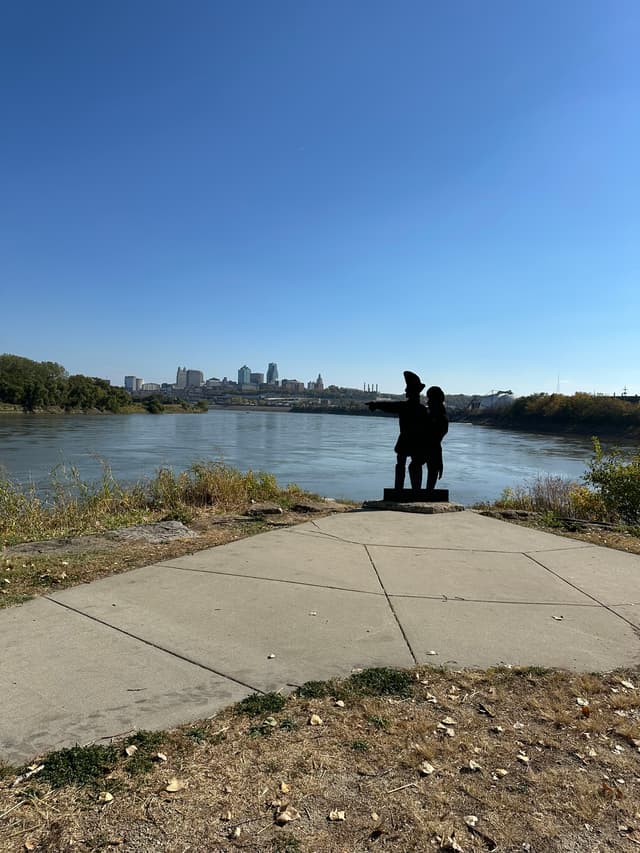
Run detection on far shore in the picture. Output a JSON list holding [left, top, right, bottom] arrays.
[[2, 402, 639, 442]]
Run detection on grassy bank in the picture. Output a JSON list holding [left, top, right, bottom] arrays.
[[0, 462, 336, 606], [474, 438, 640, 554], [1, 665, 639, 851], [0, 461, 314, 548], [0, 403, 208, 415]]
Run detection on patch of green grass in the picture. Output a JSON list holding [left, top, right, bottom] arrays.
[[37, 744, 119, 789], [297, 679, 333, 699], [185, 727, 210, 743], [249, 721, 276, 738], [344, 667, 414, 698], [351, 740, 370, 752], [367, 715, 389, 730], [236, 692, 286, 717], [271, 838, 301, 853], [0, 761, 14, 781], [125, 730, 164, 749], [0, 591, 32, 607], [122, 730, 165, 776], [513, 666, 553, 679], [248, 717, 296, 738]]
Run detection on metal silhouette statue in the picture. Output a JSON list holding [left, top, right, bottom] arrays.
[[368, 371, 448, 498]]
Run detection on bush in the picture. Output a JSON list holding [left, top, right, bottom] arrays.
[[584, 438, 640, 524]]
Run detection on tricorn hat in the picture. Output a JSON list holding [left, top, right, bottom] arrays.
[[403, 370, 425, 393]]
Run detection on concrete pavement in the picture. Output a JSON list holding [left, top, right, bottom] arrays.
[[2, 509, 639, 764]]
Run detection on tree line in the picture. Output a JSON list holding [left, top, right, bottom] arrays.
[[472, 392, 640, 432], [0, 354, 131, 412]]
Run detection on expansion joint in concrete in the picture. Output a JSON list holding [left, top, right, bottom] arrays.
[[163, 564, 382, 597], [523, 553, 640, 635], [363, 545, 418, 665], [44, 597, 264, 695]]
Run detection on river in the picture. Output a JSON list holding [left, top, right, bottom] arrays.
[[0, 410, 607, 505]]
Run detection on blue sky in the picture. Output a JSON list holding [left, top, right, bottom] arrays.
[[2, 0, 638, 395]]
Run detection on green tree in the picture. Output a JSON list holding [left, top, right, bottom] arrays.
[[144, 397, 164, 414], [584, 438, 640, 524]]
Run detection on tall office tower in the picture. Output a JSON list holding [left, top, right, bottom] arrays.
[[186, 369, 204, 387], [266, 362, 279, 385], [315, 373, 324, 391], [250, 372, 264, 385], [134, 378, 144, 391], [176, 367, 187, 388], [124, 376, 136, 392], [238, 365, 251, 385]]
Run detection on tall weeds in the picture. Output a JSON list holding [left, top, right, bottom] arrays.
[[494, 439, 640, 527], [0, 461, 311, 546], [496, 475, 578, 517]]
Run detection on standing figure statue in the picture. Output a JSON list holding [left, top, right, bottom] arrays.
[[368, 371, 448, 492]]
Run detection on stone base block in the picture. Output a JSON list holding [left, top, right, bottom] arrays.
[[362, 500, 464, 514], [383, 488, 449, 502]]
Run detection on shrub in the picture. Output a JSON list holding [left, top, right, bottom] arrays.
[[583, 438, 640, 524]]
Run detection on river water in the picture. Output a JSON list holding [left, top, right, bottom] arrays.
[[0, 410, 605, 505]]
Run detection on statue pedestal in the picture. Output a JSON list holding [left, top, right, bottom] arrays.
[[383, 488, 449, 502]]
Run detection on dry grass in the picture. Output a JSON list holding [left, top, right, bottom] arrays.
[[0, 507, 344, 608], [0, 461, 315, 547], [1, 667, 639, 852], [494, 475, 580, 517]]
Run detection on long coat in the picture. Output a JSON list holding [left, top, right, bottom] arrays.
[[375, 400, 448, 465]]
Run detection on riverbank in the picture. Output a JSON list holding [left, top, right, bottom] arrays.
[[0, 403, 209, 415], [462, 414, 640, 441]]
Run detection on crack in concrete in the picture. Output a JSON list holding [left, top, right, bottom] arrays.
[[43, 597, 265, 695]]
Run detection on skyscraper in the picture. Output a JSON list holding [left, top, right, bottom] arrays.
[[176, 367, 187, 389], [238, 365, 251, 385], [186, 370, 204, 387], [266, 362, 279, 385]]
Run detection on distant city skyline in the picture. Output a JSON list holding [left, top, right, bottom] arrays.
[[2, 2, 638, 397]]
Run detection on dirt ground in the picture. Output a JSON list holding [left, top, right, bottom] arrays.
[[1, 666, 640, 852]]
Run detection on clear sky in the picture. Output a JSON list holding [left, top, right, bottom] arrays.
[[2, 1, 638, 396]]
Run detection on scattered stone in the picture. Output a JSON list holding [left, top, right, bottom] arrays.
[[111, 521, 197, 544], [246, 503, 284, 516]]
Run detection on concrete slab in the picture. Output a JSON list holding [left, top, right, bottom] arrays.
[[4, 510, 639, 765], [527, 546, 640, 606], [158, 527, 380, 593], [0, 598, 249, 765], [303, 510, 593, 552], [390, 597, 640, 671], [48, 565, 413, 693], [610, 605, 640, 629], [369, 547, 598, 604]]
